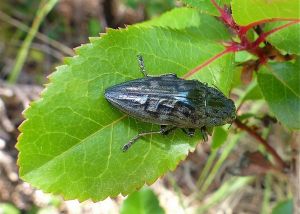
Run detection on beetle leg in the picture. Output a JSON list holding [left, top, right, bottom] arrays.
[[122, 130, 161, 152], [137, 55, 148, 77], [212, 83, 221, 91], [200, 127, 208, 141], [136, 55, 177, 78], [181, 128, 195, 137], [188, 128, 195, 137], [122, 126, 176, 152], [160, 125, 177, 135], [181, 128, 188, 135]]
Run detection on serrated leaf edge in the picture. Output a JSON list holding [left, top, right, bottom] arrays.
[[16, 24, 199, 202]]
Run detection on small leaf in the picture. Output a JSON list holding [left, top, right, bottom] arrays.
[[120, 188, 164, 214], [272, 199, 293, 214], [232, 0, 300, 25], [0, 203, 20, 214], [265, 22, 300, 55], [88, 19, 102, 36], [241, 80, 263, 102], [17, 9, 234, 201], [258, 59, 300, 129], [211, 127, 228, 149], [235, 51, 254, 63], [180, 0, 231, 16], [237, 113, 257, 121]]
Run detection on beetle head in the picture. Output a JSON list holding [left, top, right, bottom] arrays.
[[205, 87, 236, 126]]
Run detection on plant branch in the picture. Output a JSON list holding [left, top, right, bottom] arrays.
[[234, 119, 287, 170], [252, 20, 300, 48], [210, 0, 236, 29], [210, 0, 223, 14], [185, 1, 299, 78], [239, 18, 300, 34], [183, 46, 236, 79]]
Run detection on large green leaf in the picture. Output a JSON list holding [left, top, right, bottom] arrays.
[[181, 0, 231, 16], [232, 0, 300, 25], [257, 59, 300, 129], [120, 188, 164, 214], [17, 9, 233, 201], [265, 22, 300, 55]]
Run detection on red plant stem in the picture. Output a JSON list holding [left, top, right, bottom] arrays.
[[234, 119, 287, 170], [210, 0, 223, 14], [210, 0, 237, 29], [183, 46, 237, 79], [252, 20, 300, 48], [186, 2, 300, 76], [210, 0, 300, 45], [239, 18, 300, 34], [185, 2, 300, 78]]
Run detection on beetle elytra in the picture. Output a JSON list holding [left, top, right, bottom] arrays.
[[105, 55, 236, 151]]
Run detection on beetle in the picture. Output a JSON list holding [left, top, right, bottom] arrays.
[[105, 55, 236, 151]]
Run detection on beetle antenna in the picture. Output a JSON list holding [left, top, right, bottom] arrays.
[[137, 55, 148, 77], [212, 83, 221, 91]]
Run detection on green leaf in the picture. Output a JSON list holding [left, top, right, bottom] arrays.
[[232, 0, 300, 25], [140, 7, 215, 29], [139, 7, 230, 36], [0, 203, 20, 214], [120, 188, 164, 214], [241, 80, 263, 102], [88, 19, 102, 37], [234, 79, 263, 109], [257, 59, 300, 129], [124, 0, 175, 17], [181, 0, 231, 16], [272, 199, 293, 214], [234, 51, 254, 63], [265, 22, 300, 55], [237, 113, 257, 121], [139, 8, 234, 95], [211, 127, 228, 149], [17, 10, 234, 201]]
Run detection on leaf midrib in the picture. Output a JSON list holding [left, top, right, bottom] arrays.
[[22, 114, 128, 178]]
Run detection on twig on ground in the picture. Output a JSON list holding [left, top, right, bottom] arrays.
[[234, 119, 287, 171]]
